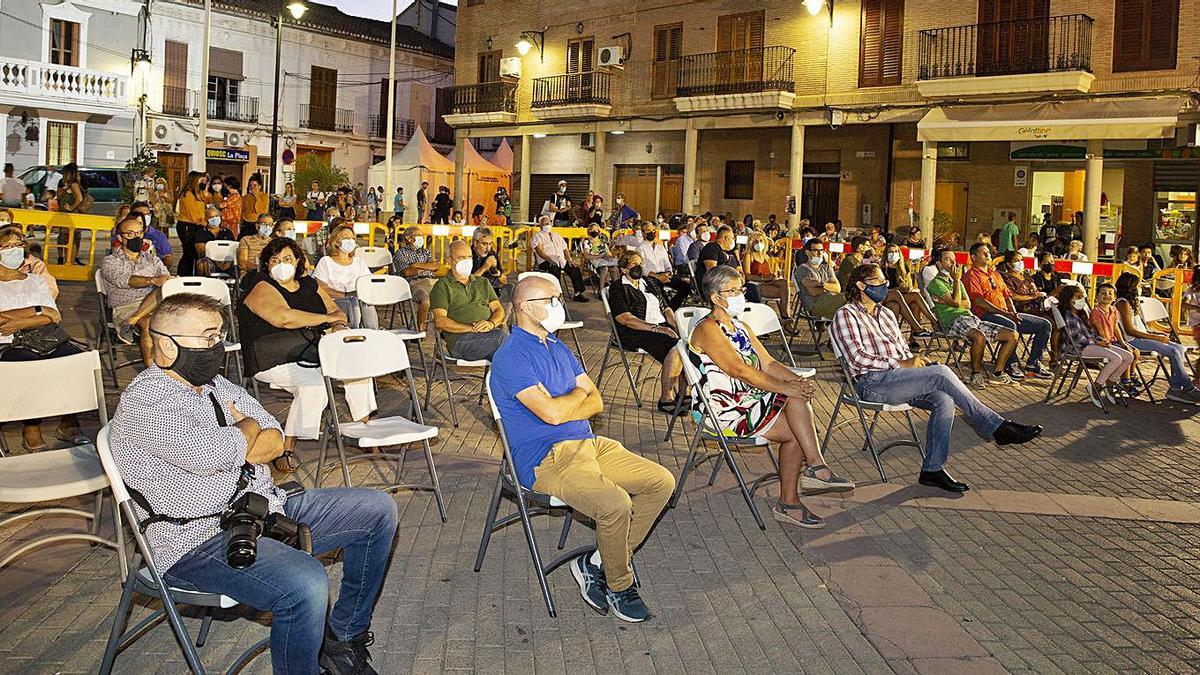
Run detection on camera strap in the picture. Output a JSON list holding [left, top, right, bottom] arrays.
[[125, 463, 255, 534]]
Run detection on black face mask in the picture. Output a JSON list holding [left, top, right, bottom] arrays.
[[156, 331, 226, 386], [644, 232, 656, 241], [589, 230, 600, 237], [628, 265, 644, 280], [124, 236, 144, 252]]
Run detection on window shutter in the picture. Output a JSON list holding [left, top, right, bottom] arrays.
[[581, 39, 594, 72], [860, 0, 902, 87], [1146, 0, 1179, 70], [655, 28, 668, 62], [567, 41, 580, 74], [748, 12, 764, 49], [716, 15, 733, 52], [670, 26, 682, 59], [1113, 0, 1178, 72], [880, 0, 903, 84]]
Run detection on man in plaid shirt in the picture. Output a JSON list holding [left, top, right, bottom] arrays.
[[831, 263, 1042, 493]]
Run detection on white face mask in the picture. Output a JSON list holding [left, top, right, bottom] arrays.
[[211, 183, 222, 191], [808, 251, 823, 264], [1073, 298, 1087, 310], [339, 238, 357, 253], [208, 216, 222, 228], [700, 231, 712, 242], [886, 252, 900, 264], [541, 224, 552, 233], [142, 214, 152, 228], [258, 225, 274, 238], [1013, 262, 1024, 273], [536, 299, 566, 333], [270, 261, 296, 283], [454, 257, 473, 277], [283, 230, 296, 240], [616, 198, 624, 205], [412, 235, 425, 249], [0, 246, 24, 270], [724, 293, 747, 315], [753, 242, 766, 252]]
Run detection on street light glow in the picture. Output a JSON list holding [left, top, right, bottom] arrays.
[[287, 1, 308, 20], [516, 38, 532, 56], [803, 0, 826, 16]]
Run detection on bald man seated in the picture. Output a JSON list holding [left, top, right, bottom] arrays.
[[108, 293, 398, 674], [430, 239, 507, 361], [489, 276, 675, 623]]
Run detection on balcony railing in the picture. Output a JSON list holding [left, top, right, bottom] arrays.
[[447, 81, 517, 115], [300, 104, 354, 133], [368, 115, 416, 140], [162, 85, 196, 117], [0, 57, 126, 106], [531, 72, 611, 108], [208, 95, 259, 123], [677, 46, 794, 97], [919, 14, 1092, 80]]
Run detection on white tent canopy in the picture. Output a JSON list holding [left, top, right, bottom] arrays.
[[367, 126, 454, 218]]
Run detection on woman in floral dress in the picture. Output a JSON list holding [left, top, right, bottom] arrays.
[[689, 265, 853, 529]]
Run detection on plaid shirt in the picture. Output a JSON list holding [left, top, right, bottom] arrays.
[[831, 300, 912, 378], [392, 245, 434, 279]]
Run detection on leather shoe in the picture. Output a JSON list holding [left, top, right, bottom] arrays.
[[918, 469, 969, 493], [992, 420, 1043, 446]]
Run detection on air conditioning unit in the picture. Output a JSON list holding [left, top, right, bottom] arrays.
[[580, 132, 595, 150], [499, 57, 522, 79], [149, 120, 185, 147], [224, 131, 243, 147], [152, 122, 171, 142], [598, 46, 624, 69]]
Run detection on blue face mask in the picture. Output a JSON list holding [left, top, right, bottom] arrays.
[[863, 283, 889, 303]]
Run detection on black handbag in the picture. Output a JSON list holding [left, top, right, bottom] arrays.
[[11, 323, 72, 356]]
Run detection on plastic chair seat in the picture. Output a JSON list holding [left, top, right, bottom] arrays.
[[0, 445, 109, 503], [389, 329, 426, 341], [561, 320, 584, 330], [337, 416, 438, 448], [689, 412, 772, 444], [444, 356, 490, 368], [135, 568, 237, 608], [840, 394, 912, 413]]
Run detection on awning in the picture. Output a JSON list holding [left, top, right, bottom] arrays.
[[917, 97, 1182, 143]]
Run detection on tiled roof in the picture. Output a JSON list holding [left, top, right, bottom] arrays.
[[180, 0, 455, 59]]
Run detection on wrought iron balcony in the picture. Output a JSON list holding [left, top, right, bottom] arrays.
[[300, 104, 354, 133], [531, 72, 611, 108], [207, 95, 259, 123], [162, 85, 196, 117], [919, 14, 1093, 80], [447, 81, 517, 115], [368, 115, 416, 141], [676, 46, 794, 97]]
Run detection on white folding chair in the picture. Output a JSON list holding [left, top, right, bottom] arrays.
[[660, 306, 711, 441], [161, 276, 246, 386], [820, 331, 925, 482], [666, 340, 784, 531], [355, 274, 429, 378], [314, 330, 446, 521], [474, 373, 591, 617], [735, 301, 799, 367], [594, 286, 652, 407], [0, 350, 124, 568], [1141, 295, 1188, 343], [518, 271, 586, 366], [94, 273, 142, 388], [96, 425, 270, 674], [203, 240, 239, 281], [356, 246, 393, 270], [788, 274, 832, 359]]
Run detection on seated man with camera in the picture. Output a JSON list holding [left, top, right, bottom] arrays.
[[109, 293, 398, 674]]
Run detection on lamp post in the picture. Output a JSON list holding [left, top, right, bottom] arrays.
[[269, 1, 307, 195]]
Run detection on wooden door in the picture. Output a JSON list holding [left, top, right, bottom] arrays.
[[659, 174, 683, 215], [477, 51, 502, 82], [977, 0, 1049, 76], [163, 41, 188, 116], [716, 12, 764, 88], [614, 165, 657, 223], [158, 152, 188, 198], [801, 177, 840, 228], [935, 181, 970, 241], [308, 66, 338, 129]]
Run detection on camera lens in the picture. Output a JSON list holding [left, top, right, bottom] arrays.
[[225, 520, 261, 569]]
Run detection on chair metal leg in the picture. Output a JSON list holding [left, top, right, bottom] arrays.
[[556, 512, 572, 550], [669, 420, 705, 508], [226, 637, 271, 675], [903, 410, 926, 460], [514, 489, 558, 616], [315, 411, 331, 488], [100, 562, 138, 674], [716, 435, 767, 531], [662, 384, 689, 442], [334, 429, 353, 487], [422, 439, 447, 522], [195, 609, 214, 648], [569, 328, 586, 371], [441, 360, 460, 427], [856, 406, 888, 482], [819, 395, 844, 457], [595, 341, 613, 388], [474, 473, 505, 572], [617, 347, 642, 407]]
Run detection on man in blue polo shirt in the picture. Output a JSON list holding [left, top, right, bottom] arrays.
[[491, 276, 675, 623]]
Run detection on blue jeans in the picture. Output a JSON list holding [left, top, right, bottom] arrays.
[[165, 489, 398, 674], [1128, 338, 1196, 391], [982, 312, 1051, 367], [856, 365, 1004, 472]]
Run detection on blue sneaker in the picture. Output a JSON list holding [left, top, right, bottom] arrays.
[[570, 552, 608, 615], [606, 585, 651, 623]]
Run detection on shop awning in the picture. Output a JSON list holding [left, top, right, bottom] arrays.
[[917, 97, 1183, 143]]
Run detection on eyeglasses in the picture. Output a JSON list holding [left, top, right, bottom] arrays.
[[120, 230, 145, 238], [150, 328, 227, 348], [526, 296, 563, 308], [716, 286, 746, 297]]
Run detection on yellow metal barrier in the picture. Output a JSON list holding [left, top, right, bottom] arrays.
[[8, 208, 116, 281]]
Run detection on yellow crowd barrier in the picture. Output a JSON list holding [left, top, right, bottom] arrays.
[[7, 208, 115, 281]]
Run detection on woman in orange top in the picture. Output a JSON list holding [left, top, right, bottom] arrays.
[[175, 171, 208, 275], [1089, 281, 1141, 394], [742, 230, 793, 329], [219, 175, 243, 232]]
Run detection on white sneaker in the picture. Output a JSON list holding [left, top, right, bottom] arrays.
[[968, 372, 987, 389], [987, 371, 1014, 385]]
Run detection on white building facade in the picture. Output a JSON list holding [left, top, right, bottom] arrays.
[[141, 0, 455, 195]]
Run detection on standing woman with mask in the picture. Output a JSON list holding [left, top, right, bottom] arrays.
[[742, 231, 794, 329], [239, 237, 361, 469], [313, 224, 378, 328], [175, 171, 207, 275], [689, 265, 853, 529]]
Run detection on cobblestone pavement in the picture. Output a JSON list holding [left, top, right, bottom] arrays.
[[1, 281, 1199, 673]]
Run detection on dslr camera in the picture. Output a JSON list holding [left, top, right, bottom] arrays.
[[220, 491, 312, 569]]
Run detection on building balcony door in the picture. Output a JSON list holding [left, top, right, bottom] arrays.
[[976, 0, 1050, 76]]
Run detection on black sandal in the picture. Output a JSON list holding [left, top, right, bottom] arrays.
[[771, 501, 827, 529], [272, 450, 300, 473]]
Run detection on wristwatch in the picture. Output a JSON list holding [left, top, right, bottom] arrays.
[[33, 305, 43, 316]]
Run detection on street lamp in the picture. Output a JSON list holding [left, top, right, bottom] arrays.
[[516, 29, 546, 62], [802, 0, 833, 25], [269, 0, 307, 195]]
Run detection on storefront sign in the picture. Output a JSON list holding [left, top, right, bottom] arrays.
[[206, 147, 250, 162], [1011, 144, 1200, 161], [1013, 166, 1028, 187]]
